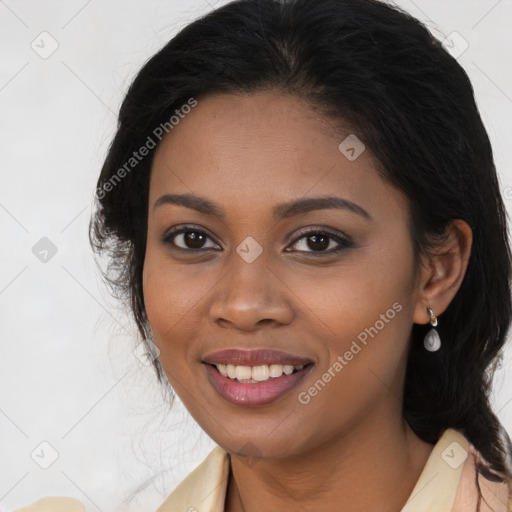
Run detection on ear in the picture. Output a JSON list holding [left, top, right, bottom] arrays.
[[412, 219, 473, 325]]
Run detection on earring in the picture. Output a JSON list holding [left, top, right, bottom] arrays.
[[424, 306, 441, 352]]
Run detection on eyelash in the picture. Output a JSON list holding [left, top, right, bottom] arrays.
[[161, 225, 353, 256]]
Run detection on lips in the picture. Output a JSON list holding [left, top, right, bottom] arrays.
[[202, 349, 314, 406]]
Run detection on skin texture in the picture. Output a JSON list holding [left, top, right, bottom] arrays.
[[142, 91, 473, 512]]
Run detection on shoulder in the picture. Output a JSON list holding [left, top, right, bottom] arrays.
[[13, 497, 86, 511], [452, 434, 511, 512], [401, 427, 510, 512], [12, 447, 230, 512]]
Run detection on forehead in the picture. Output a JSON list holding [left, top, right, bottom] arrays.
[[148, 92, 406, 220]]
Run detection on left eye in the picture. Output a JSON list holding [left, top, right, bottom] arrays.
[[288, 230, 352, 254]]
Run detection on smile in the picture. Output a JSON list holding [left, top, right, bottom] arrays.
[[213, 363, 306, 383], [202, 349, 314, 406]]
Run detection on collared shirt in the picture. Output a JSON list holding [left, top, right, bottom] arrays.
[[14, 428, 512, 512]]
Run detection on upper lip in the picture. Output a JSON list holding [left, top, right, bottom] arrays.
[[202, 349, 313, 367]]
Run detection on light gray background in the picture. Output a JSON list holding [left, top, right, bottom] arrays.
[[1, 1, 512, 511]]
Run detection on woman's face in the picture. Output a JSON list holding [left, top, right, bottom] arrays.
[[143, 91, 423, 458]]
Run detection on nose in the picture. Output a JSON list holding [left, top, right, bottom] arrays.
[[208, 249, 294, 332]]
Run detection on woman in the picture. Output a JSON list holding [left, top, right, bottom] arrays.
[[17, 0, 512, 510]]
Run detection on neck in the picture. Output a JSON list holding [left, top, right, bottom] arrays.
[[225, 412, 434, 512]]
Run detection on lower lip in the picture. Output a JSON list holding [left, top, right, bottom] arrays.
[[204, 364, 312, 407]]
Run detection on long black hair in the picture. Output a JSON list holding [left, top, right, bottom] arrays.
[[89, 0, 512, 499]]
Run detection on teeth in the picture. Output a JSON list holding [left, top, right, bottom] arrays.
[[283, 365, 294, 375], [235, 366, 252, 381], [214, 363, 306, 382], [252, 365, 270, 381], [269, 364, 284, 378], [227, 364, 236, 379]]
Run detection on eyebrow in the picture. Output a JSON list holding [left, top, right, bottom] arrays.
[[153, 193, 371, 220]]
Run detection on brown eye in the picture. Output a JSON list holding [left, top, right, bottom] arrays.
[[180, 231, 207, 249], [289, 229, 353, 255], [162, 227, 220, 251], [303, 233, 330, 251]]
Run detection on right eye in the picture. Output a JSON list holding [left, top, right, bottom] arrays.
[[162, 225, 221, 251]]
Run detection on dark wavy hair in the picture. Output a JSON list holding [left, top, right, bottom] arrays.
[[89, 0, 512, 502]]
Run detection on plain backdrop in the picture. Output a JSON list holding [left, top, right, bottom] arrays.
[[2, 1, 512, 510]]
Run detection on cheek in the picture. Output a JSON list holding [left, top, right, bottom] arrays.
[[142, 249, 216, 361], [142, 249, 184, 347], [293, 235, 415, 384], [296, 248, 413, 338], [291, 269, 414, 435]]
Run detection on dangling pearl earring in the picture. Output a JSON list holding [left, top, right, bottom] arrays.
[[424, 306, 441, 352]]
